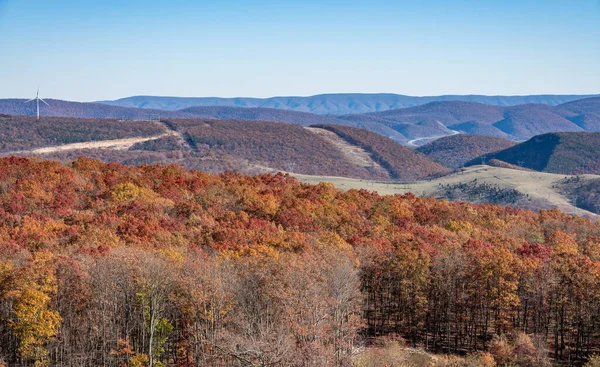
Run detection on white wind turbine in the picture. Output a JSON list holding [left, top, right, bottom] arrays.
[[25, 87, 49, 120]]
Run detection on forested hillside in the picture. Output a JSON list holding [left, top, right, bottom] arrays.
[[416, 134, 515, 169], [0, 115, 165, 152], [339, 98, 600, 142], [467, 132, 600, 174], [3, 96, 600, 145], [168, 119, 391, 179], [311, 124, 451, 180], [1, 158, 600, 366], [180, 106, 341, 126], [558, 176, 600, 215], [0, 99, 194, 119]]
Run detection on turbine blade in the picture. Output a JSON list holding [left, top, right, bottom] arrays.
[[39, 98, 49, 106], [25, 98, 35, 103]]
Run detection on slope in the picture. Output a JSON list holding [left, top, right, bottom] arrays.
[[416, 134, 516, 169], [291, 165, 600, 219], [0, 115, 165, 152], [0, 98, 195, 119], [466, 132, 600, 174], [310, 124, 451, 181], [342, 101, 592, 141], [557, 96, 600, 115], [164, 119, 394, 180], [180, 106, 342, 126], [492, 104, 582, 140]]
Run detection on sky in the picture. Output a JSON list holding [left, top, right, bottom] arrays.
[[0, 0, 599, 101]]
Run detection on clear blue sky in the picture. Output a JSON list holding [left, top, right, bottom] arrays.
[[0, 0, 599, 101]]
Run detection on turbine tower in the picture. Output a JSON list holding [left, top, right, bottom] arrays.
[[25, 87, 49, 120]]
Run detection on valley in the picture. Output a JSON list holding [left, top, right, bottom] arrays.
[[406, 128, 459, 146]]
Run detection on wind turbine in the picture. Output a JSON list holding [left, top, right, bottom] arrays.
[[25, 87, 49, 120]]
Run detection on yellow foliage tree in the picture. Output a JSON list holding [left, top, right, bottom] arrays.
[[7, 252, 61, 366]]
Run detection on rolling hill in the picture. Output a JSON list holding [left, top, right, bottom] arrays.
[[0, 99, 194, 119], [465, 132, 600, 174], [0, 115, 165, 152], [99, 93, 600, 115], [557, 96, 600, 115], [293, 164, 600, 218], [416, 134, 516, 169], [492, 104, 582, 140], [0, 114, 447, 181], [179, 106, 341, 126], [168, 119, 392, 179], [342, 98, 600, 142], [310, 124, 451, 180], [567, 114, 600, 132], [559, 176, 600, 215], [4, 96, 600, 146]]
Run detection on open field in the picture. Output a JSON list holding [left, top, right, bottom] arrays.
[[289, 165, 600, 219]]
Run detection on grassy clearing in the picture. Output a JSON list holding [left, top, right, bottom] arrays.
[[288, 165, 600, 219]]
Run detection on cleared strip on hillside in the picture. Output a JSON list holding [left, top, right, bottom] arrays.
[[305, 127, 390, 179], [1, 132, 173, 155], [311, 124, 451, 181]]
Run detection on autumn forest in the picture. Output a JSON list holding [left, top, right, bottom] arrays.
[[0, 157, 599, 366]]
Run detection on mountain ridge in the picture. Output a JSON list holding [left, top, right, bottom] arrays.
[[465, 132, 600, 174], [98, 93, 600, 115], [3, 95, 600, 144]]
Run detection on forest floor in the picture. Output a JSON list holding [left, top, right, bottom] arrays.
[[289, 165, 600, 220]]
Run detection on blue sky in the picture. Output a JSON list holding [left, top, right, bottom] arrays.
[[0, 0, 599, 101]]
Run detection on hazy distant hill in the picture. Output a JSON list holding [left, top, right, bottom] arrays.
[[354, 101, 506, 125], [4, 96, 600, 146], [0, 99, 194, 119], [416, 134, 516, 169], [343, 99, 600, 141], [557, 96, 600, 115], [492, 104, 582, 140], [567, 114, 600, 132], [466, 132, 600, 174], [99, 93, 599, 115], [180, 106, 341, 126]]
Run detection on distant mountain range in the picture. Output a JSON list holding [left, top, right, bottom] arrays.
[[98, 93, 599, 115], [340, 98, 600, 141], [2, 95, 600, 144]]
